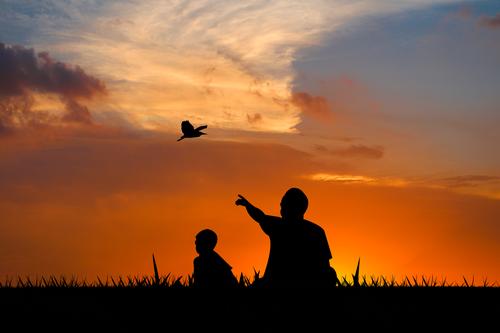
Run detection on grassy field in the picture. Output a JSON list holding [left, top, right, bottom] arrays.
[[1, 271, 498, 332], [3, 257, 496, 288], [0, 273, 497, 288]]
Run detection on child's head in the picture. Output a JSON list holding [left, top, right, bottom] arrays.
[[280, 187, 308, 221], [195, 229, 218, 255]]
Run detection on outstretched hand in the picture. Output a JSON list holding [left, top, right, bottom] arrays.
[[235, 194, 250, 207]]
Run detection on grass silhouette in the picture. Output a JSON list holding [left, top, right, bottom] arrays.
[[2, 273, 496, 288], [1, 257, 497, 288], [0, 257, 498, 332]]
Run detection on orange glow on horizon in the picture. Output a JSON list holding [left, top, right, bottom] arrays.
[[0, 133, 498, 285]]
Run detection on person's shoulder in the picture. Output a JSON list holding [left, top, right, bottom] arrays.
[[212, 251, 233, 270], [303, 219, 326, 233]]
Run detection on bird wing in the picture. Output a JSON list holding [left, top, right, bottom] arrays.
[[194, 125, 208, 131], [181, 120, 194, 134]]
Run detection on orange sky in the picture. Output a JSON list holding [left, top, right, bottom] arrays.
[[1, 1, 500, 285], [0, 128, 498, 284]]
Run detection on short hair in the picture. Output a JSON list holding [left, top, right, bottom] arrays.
[[196, 229, 218, 250], [282, 187, 309, 216]]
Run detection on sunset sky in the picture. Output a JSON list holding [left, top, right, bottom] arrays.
[[1, 0, 499, 284]]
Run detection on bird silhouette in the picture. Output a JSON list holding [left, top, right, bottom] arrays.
[[177, 120, 208, 141]]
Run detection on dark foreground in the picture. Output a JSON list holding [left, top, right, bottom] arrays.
[[1, 287, 498, 331]]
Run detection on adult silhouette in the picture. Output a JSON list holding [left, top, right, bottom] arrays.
[[192, 229, 238, 288], [235, 187, 337, 288]]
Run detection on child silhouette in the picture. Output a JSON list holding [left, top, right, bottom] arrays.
[[193, 229, 238, 288]]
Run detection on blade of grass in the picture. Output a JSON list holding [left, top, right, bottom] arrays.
[[353, 258, 360, 287], [152, 253, 160, 286]]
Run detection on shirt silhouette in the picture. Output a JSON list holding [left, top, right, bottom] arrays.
[[236, 187, 336, 288], [193, 229, 238, 288]]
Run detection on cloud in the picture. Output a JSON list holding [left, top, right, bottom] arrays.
[[438, 175, 500, 188], [315, 144, 384, 159], [291, 92, 332, 121], [308, 173, 409, 187], [307, 172, 500, 200], [0, 95, 58, 135], [309, 173, 376, 184], [479, 13, 500, 29], [61, 100, 93, 125], [0, 43, 106, 99], [0, 42, 107, 130], [1, 0, 460, 133]]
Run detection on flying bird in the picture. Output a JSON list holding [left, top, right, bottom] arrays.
[[177, 120, 208, 141]]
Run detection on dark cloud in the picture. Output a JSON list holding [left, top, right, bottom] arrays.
[[62, 100, 93, 124], [315, 144, 384, 159], [0, 43, 106, 98], [0, 42, 107, 131], [291, 91, 332, 121], [479, 13, 500, 29], [439, 175, 500, 188]]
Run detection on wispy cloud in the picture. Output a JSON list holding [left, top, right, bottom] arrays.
[[437, 175, 500, 188], [307, 172, 500, 200], [308, 173, 409, 187], [309, 173, 376, 183], [0, 0, 461, 133]]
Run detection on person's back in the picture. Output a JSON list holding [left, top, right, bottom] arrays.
[[266, 219, 333, 287], [193, 229, 238, 288]]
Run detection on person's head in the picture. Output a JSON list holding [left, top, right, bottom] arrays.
[[195, 229, 218, 255], [280, 187, 308, 221]]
